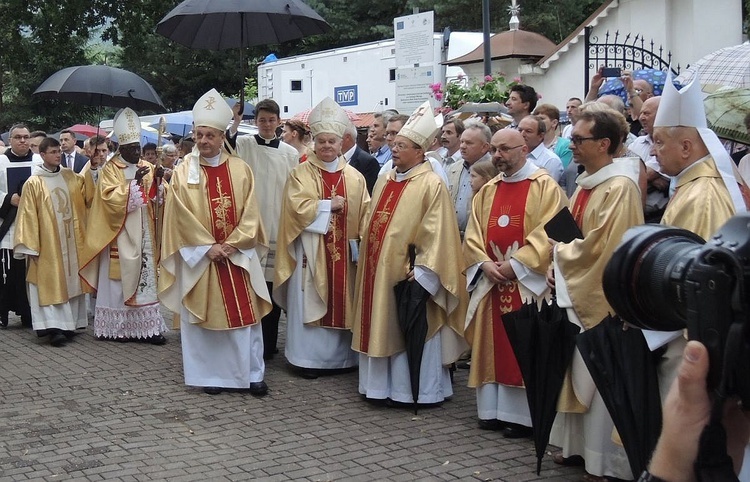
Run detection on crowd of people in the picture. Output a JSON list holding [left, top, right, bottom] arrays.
[[2, 69, 749, 481]]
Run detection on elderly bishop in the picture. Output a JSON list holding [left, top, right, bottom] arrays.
[[160, 89, 272, 397], [274, 97, 369, 378], [352, 102, 468, 407]]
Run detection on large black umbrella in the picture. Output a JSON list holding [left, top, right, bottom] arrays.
[[155, 0, 330, 49], [502, 301, 580, 475], [576, 315, 662, 480], [155, 0, 331, 109], [33, 65, 165, 112], [393, 244, 429, 414]]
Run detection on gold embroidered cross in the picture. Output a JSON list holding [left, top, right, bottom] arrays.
[[205, 96, 217, 110]]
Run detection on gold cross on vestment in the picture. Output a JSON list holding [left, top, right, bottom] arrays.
[[211, 177, 234, 240]]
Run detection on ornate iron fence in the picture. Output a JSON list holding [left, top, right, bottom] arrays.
[[584, 27, 680, 96]]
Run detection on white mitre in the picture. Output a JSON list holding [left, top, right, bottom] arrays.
[[398, 101, 438, 150], [655, 71, 745, 213], [309, 97, 349, 138], [193, 88, 232, 131], [113, 107, 141, 146]]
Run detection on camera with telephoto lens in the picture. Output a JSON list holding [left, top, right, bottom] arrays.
[[602, 214, 750, 403]]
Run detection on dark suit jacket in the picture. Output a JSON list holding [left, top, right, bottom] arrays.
[[62, 151, 89, 173], [349, 146, 380, 195]]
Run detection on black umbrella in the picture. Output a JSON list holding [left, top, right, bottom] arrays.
[[393, 244, 430, 414], [155, 0, 331, 110], [576, 315, 662, 480], [33, 65, 165, 112], [502, 301, 580, 475]]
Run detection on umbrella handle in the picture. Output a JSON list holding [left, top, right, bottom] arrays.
[[408, 244, 416, 271]]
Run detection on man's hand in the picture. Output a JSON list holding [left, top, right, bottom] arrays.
[[10, 193, 20, 207], [154, 165, 165, 179], [648, 341, 750, 480], [207, 244, 226, 262], [497, 260, 516, 281], [221, 244, 238, 256], [621, 70, 634, 93], [134, 166, 150, 184], [231, 103, 242, 123], [480, 261, 508, 284], [545, 266, 556, 290], [584, 67, 606, 102], [331, 195, 346, 213]]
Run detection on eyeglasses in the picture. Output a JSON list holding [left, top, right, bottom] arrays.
[[570, 136, 601, 146], [492, 144, 524, 153], [392, 142, 417, 151], [11, 135, 30, 141]]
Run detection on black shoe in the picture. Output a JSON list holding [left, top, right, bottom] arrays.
[[298, 368, 319, 380], [502, 423, 533, 439], [62, 330, 76, 340], [50, 332, 67, 347], [147, 334, 167, 345], [477, 419, 505, 431], [248, 381, 268, 397], [0, 314, 7, 328], [203, 387, 222, 395]]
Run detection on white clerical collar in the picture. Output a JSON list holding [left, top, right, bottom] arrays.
[[321, 158, 338, 173], [35, 164, 60, 177], [203, 153, 222, 167], [394, 162, 422, 182], [503, 160, 538, 183], [258, 134, 276, 144], [577, 158, 639, 189], [675, 153, 710, 183]]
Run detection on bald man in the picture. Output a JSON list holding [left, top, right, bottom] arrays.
[[463, 128, 566, 437]]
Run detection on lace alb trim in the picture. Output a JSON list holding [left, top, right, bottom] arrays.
[[127, 180, 146, 213], [94, 304, 166, 339]]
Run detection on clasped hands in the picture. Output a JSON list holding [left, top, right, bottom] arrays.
[[481, 260, 516, 284], [207, 243, 238, 262]]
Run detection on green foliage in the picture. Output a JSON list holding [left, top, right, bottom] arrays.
[[430, 73, 519, 112], [0, 0, 608, 132]]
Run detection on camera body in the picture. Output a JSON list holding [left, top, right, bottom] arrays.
[[603, 214, 750, 402]]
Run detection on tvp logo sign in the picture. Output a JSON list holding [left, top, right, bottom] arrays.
[[334, 85, 358, 106]]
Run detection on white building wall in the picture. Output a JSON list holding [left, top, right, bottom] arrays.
[[456, 0, 743, 110], [258, 33, 485, 116]]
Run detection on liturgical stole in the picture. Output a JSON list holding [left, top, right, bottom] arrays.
[[485, 180, 531, 387], [203, 163, 256, 328], [359, 179, 410, 351], [320, 170, 348, 329]]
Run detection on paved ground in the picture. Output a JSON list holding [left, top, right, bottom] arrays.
[[0, 312, 587, 481]]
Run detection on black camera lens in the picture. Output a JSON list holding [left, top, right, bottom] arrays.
[[603, 224, 705, 331]]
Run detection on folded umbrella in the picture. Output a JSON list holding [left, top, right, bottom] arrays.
[[502, 300, 580, 475], [576, 315, 662, 480], [393, 244, 430, 415]]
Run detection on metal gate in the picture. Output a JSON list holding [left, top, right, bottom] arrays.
[[584, 27, 680, 96]]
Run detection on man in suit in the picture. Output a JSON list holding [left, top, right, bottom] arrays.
[[342, 122, 379, 194], [446, 122, 492, 238], [59, 129, 88, 173]]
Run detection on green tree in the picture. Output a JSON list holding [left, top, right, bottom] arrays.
[[0, 0, 110, 130]]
